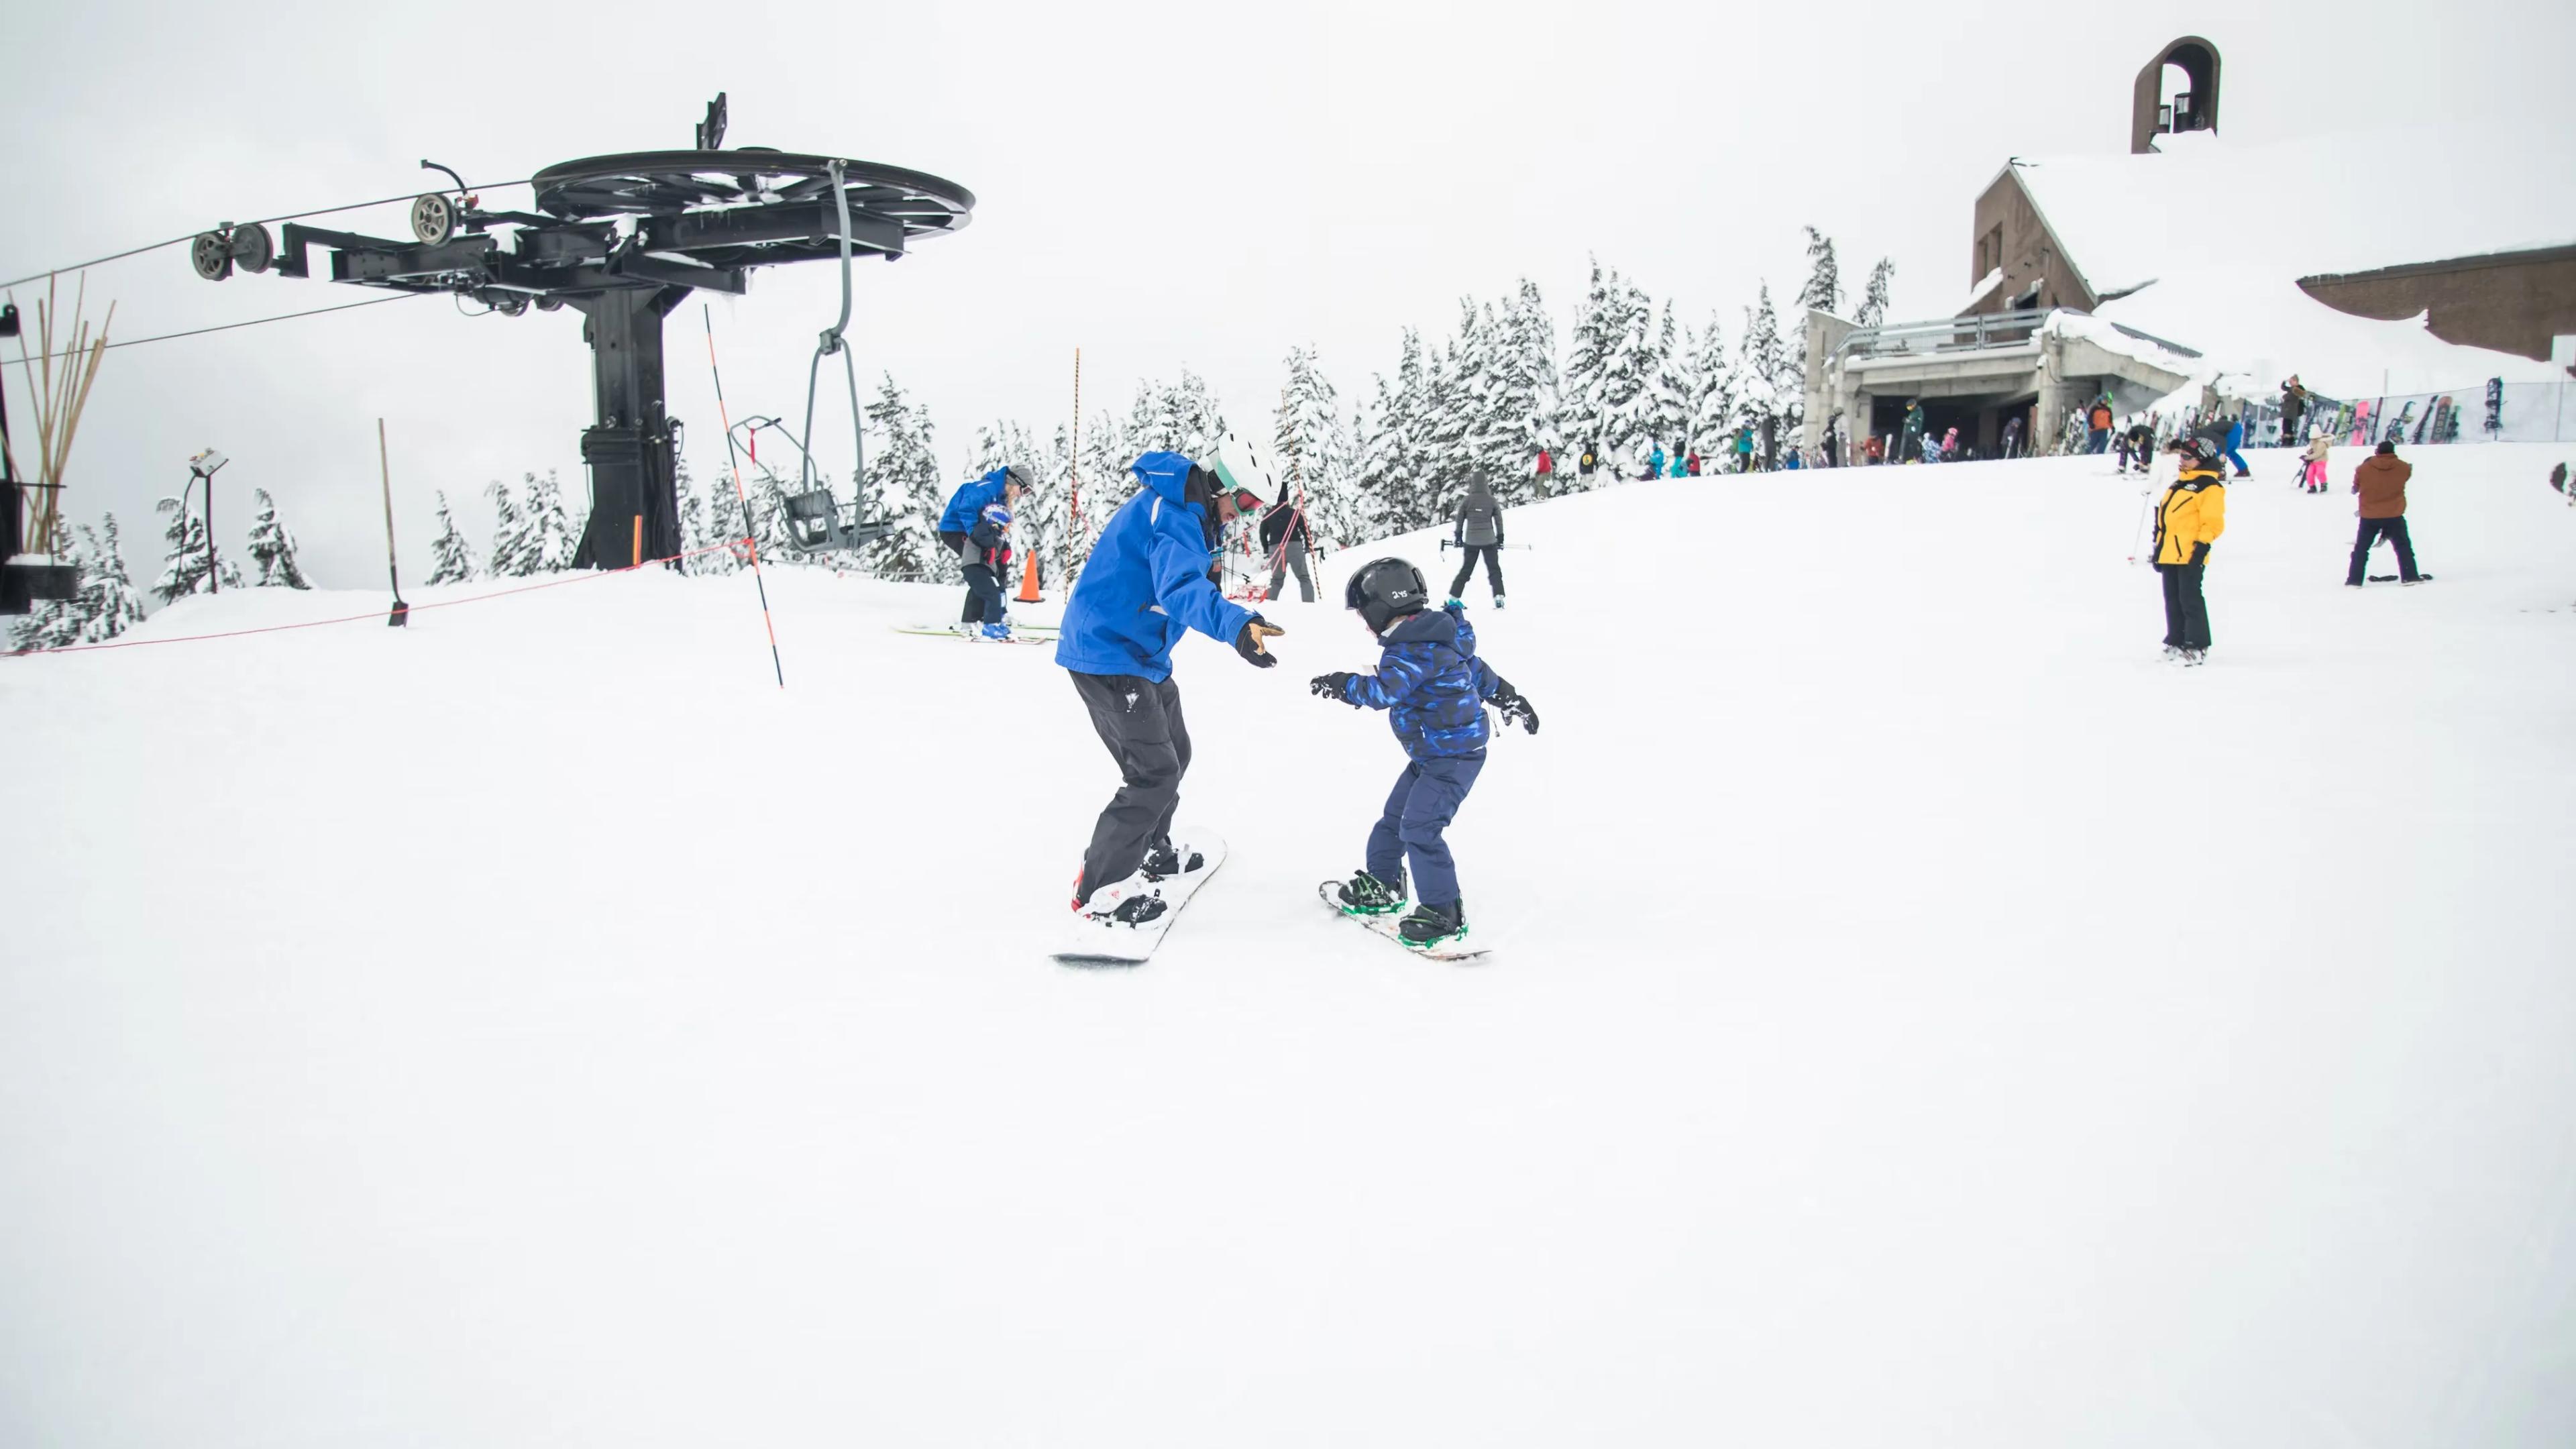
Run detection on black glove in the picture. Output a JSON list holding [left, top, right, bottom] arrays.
[[1491, 680, 1540, 735], [1236, 614, 1284, 668], [1310, 672, 1356, 704]]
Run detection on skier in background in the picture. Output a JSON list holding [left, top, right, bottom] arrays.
[[2086, 396, 2114, 455], [1735, 423, 1758, 472], [2301, 428, 2332, 493], [1056, 452, 1285, 932], [2279, 376, 2311, 447], [2221, 413, 2252, 478], [1668, 442, 1688, 478], [1686, 447, 1703, 476], [2153, 437, 2228, 665], [1902, 402, 1929, 462], [1535, 447, 1554, 491], [2118, 418, 2157, 476], [2001, 413, 2025, 459], [1448, 474, 1507, 609], [1258, 481, 1316, 602], [1578, 442, 1599, 481], [1865, 434, 1885, 466], [1647, 441, 1667, 481], [937, 465, 1033, 629], [1311, 558, 1540, 951]]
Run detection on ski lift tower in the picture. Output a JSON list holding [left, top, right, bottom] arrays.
[[186, 95, 974, 568]]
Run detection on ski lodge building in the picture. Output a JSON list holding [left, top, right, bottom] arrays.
[[1803, 36, 2576, 459]]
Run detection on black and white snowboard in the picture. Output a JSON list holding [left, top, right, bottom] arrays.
[[1053, 832, 1227, 967], [1315, 881, 1489, 963]]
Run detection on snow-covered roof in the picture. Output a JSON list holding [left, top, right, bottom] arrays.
[[2002, 125, 2576, 398], [1961, 266, 2004, 314]]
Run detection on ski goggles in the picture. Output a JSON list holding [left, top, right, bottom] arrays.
[[1228, 487, 1263, 514]]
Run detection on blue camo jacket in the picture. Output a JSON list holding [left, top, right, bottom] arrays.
[[1342, 603, 1503, 759]]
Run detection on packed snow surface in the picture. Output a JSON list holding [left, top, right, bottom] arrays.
[[5, 446, 2575, 1447]]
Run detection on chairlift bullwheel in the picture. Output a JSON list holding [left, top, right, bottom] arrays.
[[528, 150, 975, 269]]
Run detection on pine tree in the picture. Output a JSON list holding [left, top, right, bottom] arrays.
[[1591, 272, 1658, 476], [1740, 284, 1796, 458], [1275, 346, 1362, 549], [151, 495, 239, 602], [523, 470, 580, 573], [1560, 260, 1618, 477], [1358, 330, 1434, 530], [1686, 314, 1740, 458], [861, 372, 947, 581], [1856, 258, 1896, 327], [244, 488, 312, 588], [426, 490, 478, 585], [1647, 301, 1693, 464], [692, 460, 745, 575], [1488, 280, 1561, 501], [1797, 226, 1845, 317], [1073, 405, 1132, 564], [83, 515, 148, 641], [484, 477, 535, 578]]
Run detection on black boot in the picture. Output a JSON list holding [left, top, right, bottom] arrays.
[[1335, 870, 1407, 916], [1397, 898, 1467, 947], [1142, 840, 1205, 877]]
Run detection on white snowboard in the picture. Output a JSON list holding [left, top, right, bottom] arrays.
[[1315, 881, 1489, 962], [1053, 831, 1228, 967]]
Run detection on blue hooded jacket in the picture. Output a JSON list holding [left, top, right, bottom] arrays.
[[1054, 451, 1256, 682], [938, 469, 1011, 534], [1341, 603, 1502, 759]]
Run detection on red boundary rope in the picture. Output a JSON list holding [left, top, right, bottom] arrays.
[[3, 537, 751, 659]]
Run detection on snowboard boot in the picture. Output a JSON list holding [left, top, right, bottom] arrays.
[[1397, 898, 1468, 948], [1493, 594, 1507, 610], [1334, 870, 1407, 916], [1142, 840, 1205, 877], [2182, 649, 2208, 667], [1445, 596, 1463, 609], [1075, 872, 1167, 928]]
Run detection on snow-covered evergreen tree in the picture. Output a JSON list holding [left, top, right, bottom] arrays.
[[1073, 406, 1131, 558], [1856, 258, 1896, 328], [1797, 226, 1844, 317], [1124, 371, 1229, 457], [83, 516, 148, 641], [670, 455, 710, 570], [1646, 302, 1693, 461], [1686, 314, 1740, 457], [1275, 346, 1364, 549], [691, 460, 745, 575], [1562, 260, 1656, 481], [1358, 330, 1434, 531], [151, 495, 240, 603], [522, 470, 580, 573], [1739, 284, 1797, 453], [244, 488, 311, 588], [484, 477, 535, 578], [1487, 280, 1561, 500], [426, 490, 478, 585], [861, 372, 948, 581]]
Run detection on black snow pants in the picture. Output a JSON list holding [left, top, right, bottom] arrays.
[[2347, 517, 2421, 585], [1448, 544, 1503, 601], [939, 530, 997, 624], [1069, 670, 1191, 904], [2158, 557, 2212, 650]]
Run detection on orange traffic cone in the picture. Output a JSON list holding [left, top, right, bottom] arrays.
[[1016, 548, 1043, 604]]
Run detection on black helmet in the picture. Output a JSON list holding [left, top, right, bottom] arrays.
[[2188, 437, 2221, 466], [1344, 557, 1429, 634]]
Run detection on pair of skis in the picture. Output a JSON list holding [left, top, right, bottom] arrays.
[[1050, 830, 1487, 966]]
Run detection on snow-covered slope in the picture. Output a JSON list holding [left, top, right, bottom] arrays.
[[5, 449, 2575, 1446]]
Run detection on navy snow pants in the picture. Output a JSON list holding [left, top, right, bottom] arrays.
[[1365, 751, 1485, 908]]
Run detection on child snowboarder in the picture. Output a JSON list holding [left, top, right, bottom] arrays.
[[2301, 428, 2332, 493], [961, 500, 1016, 640], [1311, 558, 1539, 950]]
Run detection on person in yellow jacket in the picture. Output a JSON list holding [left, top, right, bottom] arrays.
[[2153, 437, 2228, 665]]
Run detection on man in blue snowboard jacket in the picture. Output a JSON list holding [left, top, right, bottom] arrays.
[[1057, 450, 1285, 926], [938, 466, 1030, 629]]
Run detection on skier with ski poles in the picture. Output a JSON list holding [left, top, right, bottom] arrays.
[[1446, 473, 1507, 608], [1057, 452, 1285, 934], [937, 465, 1033, 631], [1312, 558, 1539, 951], [1258, 480, 1316, 602]]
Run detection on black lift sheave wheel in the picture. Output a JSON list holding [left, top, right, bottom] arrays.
[[530, 150, 974, 270]]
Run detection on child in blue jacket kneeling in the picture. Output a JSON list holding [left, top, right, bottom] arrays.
[[1310, 557, 1539, 949]]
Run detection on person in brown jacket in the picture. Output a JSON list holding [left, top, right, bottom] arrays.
[[2345, 441, 2426, 586]]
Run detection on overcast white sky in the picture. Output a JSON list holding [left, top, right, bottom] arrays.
[[5, 0, 2570, 583]]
